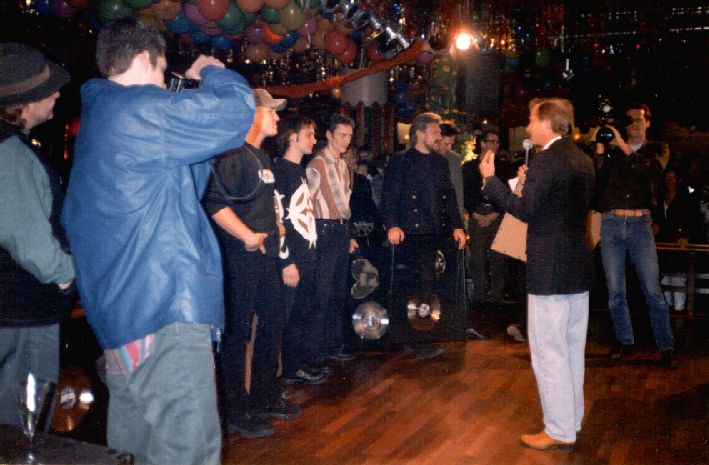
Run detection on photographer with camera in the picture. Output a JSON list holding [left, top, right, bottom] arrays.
[[593, 103, 677, 369], [62, 17, 255, 464]]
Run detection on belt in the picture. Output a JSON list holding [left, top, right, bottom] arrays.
[[316, 218, 349, 225], [610, 209, 650, 217]]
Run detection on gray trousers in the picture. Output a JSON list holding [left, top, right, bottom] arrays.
[[0, 324, 59, 428], [106, 322, 221, 465]]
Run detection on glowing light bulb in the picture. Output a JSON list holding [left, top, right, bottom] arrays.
[[455, 32, 475, 51]]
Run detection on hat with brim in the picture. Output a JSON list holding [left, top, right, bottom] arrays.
[[252, 88, 287, 111], [0, 43, 70, 107]]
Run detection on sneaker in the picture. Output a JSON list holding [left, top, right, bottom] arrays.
[[506, 324, 526, 343], [466, 327, 487, 340], [227, 414, 275, 438], [609, 342, 634, 361], [251, 397, 302, 420], [660, 349, 679, 370], [414, 344, 446, 360], [283, 367, 328, 385]]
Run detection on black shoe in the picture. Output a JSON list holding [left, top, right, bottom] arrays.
[[660, 349, 679, 370], [327, 350, 356, 362], [251, 397, 302, 420], [415, 344, 446, 360], [466, 327, 487, 340], [283, 367, 328, 385], [609, 342, 634, 361], [227, 414, 275, 438]]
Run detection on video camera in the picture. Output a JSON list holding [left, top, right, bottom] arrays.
[[167, 72, 201, 93], [595, 97, 630, 146]]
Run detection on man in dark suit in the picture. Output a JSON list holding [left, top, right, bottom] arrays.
[[480, 98, 595, 451], [381, 112, 466, 359]]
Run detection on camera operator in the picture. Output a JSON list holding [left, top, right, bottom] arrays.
[[62, 17, 255, 464], [593, 102, 677, 369]]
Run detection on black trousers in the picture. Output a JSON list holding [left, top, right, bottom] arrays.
[[282, 260, 320, 375], [218, 251, 284, 421], [313, 220, 350, 358]]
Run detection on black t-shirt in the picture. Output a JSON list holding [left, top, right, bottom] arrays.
[[204, 144, 279, 257], [273, 158, 317, 264]]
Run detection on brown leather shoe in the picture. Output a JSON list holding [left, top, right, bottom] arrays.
[[520, 431, 575, 452]]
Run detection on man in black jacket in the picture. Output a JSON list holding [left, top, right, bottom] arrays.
[[0, 43, 74, 426], [204, 89, 301, 439], [480, 98, 594, 451], [381, 112, 466, 359]]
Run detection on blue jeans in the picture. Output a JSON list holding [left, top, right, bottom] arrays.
[[528, 293, 588, 442], [600, 213, 674, 351]]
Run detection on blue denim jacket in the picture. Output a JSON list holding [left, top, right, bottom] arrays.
[[62, 66, 255, 349]]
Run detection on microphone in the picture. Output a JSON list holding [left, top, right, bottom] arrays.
[[522, 138, 533, 165]]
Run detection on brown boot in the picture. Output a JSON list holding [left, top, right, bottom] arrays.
[[520, 431, 575, 452]]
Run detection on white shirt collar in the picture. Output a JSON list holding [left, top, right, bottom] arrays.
[[542, 135, 562, 151]]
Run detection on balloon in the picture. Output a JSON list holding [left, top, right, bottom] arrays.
[[184, 3, 209, 24], [243, 11, 257, 23], [190, 29, 211, 44], [51, 0, 76, 18], [93, 0, 133, 22], [196, 0, 228, 21], [123, 0, 152, 9], [416, 51, 435, 65], [141, 15, 166, 31], [135, 5, 156, 17], [217, 3, 246, 32], [151, 0, 180, 20], [165, 7, 193, 33], [298, 16, 317, 37], [245, 43, 270, 61], [294, 0, 317, 8], [236, 0, 263, 14], [199, 22, 222, 35], [292, 36, 308, 53], [223, 31, 244, 39], [270, 23, 288, 34], [277, 1, 306, 31], [317, 17, 333, 30], [211, 34, 233, 49], [260, 5, 279, 24], [179, 32, 193, 44], [271, 42, 288, 53], [264, 0, 288, 8], [245, 22, 265, 43], [311, 29, 327, 49], [280, 30, 299, 47], [365, 41, 381, 63], [262, 23, 284, 44], [324, 29, 347, 55], [67, 0, 90, 7], [393, 90, 408, 104], [337, 40, 356, 65]]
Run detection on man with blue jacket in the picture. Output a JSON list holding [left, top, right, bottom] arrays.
[[62, 18, 255, 465]]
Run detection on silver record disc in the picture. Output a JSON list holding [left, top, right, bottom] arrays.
[[406, 294, 442, 331], [352, 301, 389, 340], [434, 249, 446, 276]]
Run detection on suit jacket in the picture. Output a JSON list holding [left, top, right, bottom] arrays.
[[483, 137, 595, 295], [381, 148, 463, 236]]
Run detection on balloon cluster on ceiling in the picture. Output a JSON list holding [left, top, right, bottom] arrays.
[[33, 0, 422, 66]]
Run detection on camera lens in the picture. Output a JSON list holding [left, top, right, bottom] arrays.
[[596, 127, 614, 144]]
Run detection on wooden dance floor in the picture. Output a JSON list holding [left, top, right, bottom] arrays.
[[222, 310, 708, 465]]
